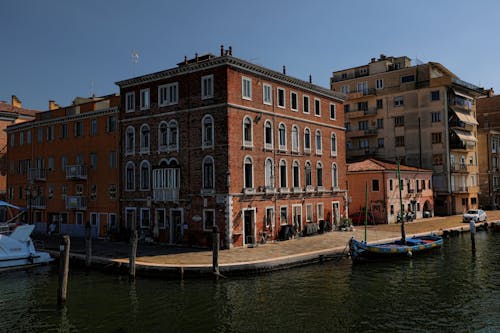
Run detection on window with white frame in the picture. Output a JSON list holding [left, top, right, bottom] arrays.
[[203, 209, 215, 231], [291, 125, 299, 153], [26, 130, 31, 144], [315, 130, 322, 154], [376, 79, 384, 90], [202, 156, 215, 190], [265, 207, 274, 229], [243, 116, 253, 147], [140, 124, 150, 153], [316, 161, 323, 187], [168, 120, 178, 150], [126, 126, 135, 154], [76, 212, 84, 225], [201, 75, 214, 99], [314, 98, 321, 116], [202, 115, 214, 147], [305, 161, 312, 186], [293, 160, 300, 188], [265, 158, 274, 188], [330, 104, 336, 120], [278, 123, 286, 151], [304, 128, 311, 152], [303, 95, 310, 113], [244, 156, 253, 189], [140, 160, 150, 190], [242, 77, 252, 100], [279, 159, 287, 188], [277, 88, 285, 108], [140, 89, 150, 110], [317, 203, 324, 221], [140, 208, 150, 228], [126, 161, 135, 191], [331, 133, 337, 156], [264, 120, 273, 149], [155, 209, 166, 229], [332, 163, 338, 188], [306, 204, 313, 222], [263, 84, 272, 105], [158, 122, 168, 151], [90, 119, 97, 136], [290, 92, 298, 111], [159, 82, 178, 106], [126, 92, 135, 112], [153, 163, 180, 191], [280, 206, 288, 225]]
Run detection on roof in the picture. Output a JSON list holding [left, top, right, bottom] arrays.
[[347, 158, 432, 173], [0, 101, 39, 118]]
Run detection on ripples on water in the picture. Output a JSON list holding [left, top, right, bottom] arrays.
[[0, 232, 498, 333]]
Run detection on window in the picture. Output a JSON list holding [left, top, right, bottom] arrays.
[[277, 88, 285, 108], [202, 115, 214, 147], [201, 75, 214, 99], [243, 116, 253, 147], [377, 118, 384, 129], [344, 104, 350, 113], [345, 122, 351, 131], [432, 132, 442, 144], [431, 112, 441, 122], [126, 92, 135, 112], [303, 95, 310, 113], [431, 90, 440, 101], [90, 119, 97, 136], [290, 92, 298, 111], [126, 162, 135, 190], [202, 156, 215, 190], [74, 121, 83, 137], [372, 179, 380, 191], [332, 163, 338, 188], [126, 126, 135, 154], [140, 89, 150, 110], [242, 77, 252, 100], [140, 208, 150, 228], [305, 161, 312, 186], [154, 209, 165, 229], [378, 138, 384, 148], [389, 179, 393, 191], [432, 154, 443, 166], [376, 99, 383, 109], [265, 158, 274, 188], [357, 81, 368, 94], [279, 160, 287, 188], [304, 128, 311, 152], [291, 125, 299, 153], [61, 155, 68, 171], [358, 120, 369, 130], [109, 151, 116, 168], [331, 133, 337, 156], [264, 120, 273, 149], [314, 98, 321, 116], [278, 123, 287, 150], [26, 130, 31, 144], [244, 156, 253, 189], [359, 139, 369, 149], [37, 128, 43, 143], [168, 120, 179, 150], [376, 79, 384, 89], [140, 161, 150, 190], [203, 209, 215, 231], [316, 161, 323, 187], [357, 101, 368, 111], [341, 85, 350, 94], [90, 153, 97, 169], [317, 203, 324, 222], [395, 136, 405, 147], [8, 133, 14, 147], [330, 104, 336, 119], [394, 116, 405, 127], [280, 206, 288, 225], [159, 122, 168, 151], [315, 130, 322, 154], [47, 126, 55, 141], [394, 96, 404, 107], [401, 75, 415, 83], [90, 184, 97, 200], [306, 204, 313, 222], [265, 208, 274, 229], [48, 157, 54, 171], [263, 84, 272, 105], [293, 161, 300, 188], [159, 82, 178, 106]]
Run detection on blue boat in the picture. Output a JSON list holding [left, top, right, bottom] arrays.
[[349, 234, 443, 262]]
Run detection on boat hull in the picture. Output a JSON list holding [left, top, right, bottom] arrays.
[[0, 251, 53, 269], [349, 235, 443, 262]]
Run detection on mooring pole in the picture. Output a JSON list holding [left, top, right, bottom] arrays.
[[129, 229, 138, 281], [58, 235, 70, 305], [470, 220, 476, 251], [212, 225, 220, 277], [85, 222, 92, 268]]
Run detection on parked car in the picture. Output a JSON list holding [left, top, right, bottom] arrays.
[[463, 209, 487, 223]]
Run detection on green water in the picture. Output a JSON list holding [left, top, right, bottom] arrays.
[[1, 232, 499, 332]]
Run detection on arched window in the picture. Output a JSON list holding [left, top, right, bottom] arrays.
[[305, 161, 312, 186], [315, 130, 322, 154], [140, 124, 150, 153], [279, 159, 287, 188], [332, 163, 338, 188], [158, 121, 168, 151], [168, 120, 178, 150], [202, 156, 215, 189], [278, 123, 286, 150], [304, 128, 311, 152], [264, 120, 273, 149], [243, 116, 253, 146], [125, 161, 135, 190], [331, 133, 337, 156], [202, 115, 214, 147], [244, 156, 253, 189], [316, 161, 323, 187], [265, 158, 274, 188], [140, 160, 150, 190], [292, 160, 300, 188], [291, 125, 299, 153], [125, 126, 135, 154]]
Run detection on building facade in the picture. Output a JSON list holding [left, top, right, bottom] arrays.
[[347, 158, 434, 224], [331, 55, 488, 216], [5, 95, 120, 237], [116, 48, 346, 248]]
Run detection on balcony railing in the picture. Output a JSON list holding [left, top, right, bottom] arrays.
[[451, 186, 468, 193], [65, 196, 87, 210], [66, 165, 87, 180], [153, 188, 179, 202], [30, 196, 46, 209], [28, 168, 47, 182]]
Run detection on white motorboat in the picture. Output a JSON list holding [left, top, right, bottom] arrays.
[[0, 224, 53, 269]]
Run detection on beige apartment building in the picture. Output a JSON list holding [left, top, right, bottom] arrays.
[[331, 55, 488, 216]]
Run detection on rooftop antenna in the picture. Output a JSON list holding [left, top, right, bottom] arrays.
[[90, 80, 95, 98], [131, 50, 139, 75]]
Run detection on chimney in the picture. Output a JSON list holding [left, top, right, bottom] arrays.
[[49, 100, 60, 110], [11, 95, 22, 108], [195, 53, 199, 62], [371, 57, 376, 63], [228, 46, 232, 56], [282, 66, 286, 75], [309, 74, 312, 83], [184, 56, 188, 65], [220, 45, 224, 56]]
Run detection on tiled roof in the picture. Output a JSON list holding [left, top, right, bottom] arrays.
[[0, 101, 40, 117], [347, 158, 431, 173]]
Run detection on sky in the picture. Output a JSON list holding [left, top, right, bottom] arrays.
[[1, 0, 500, 110]]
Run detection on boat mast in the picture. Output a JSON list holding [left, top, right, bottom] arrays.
[[398, 160, 406, 244], [364, 181, 368, 243]]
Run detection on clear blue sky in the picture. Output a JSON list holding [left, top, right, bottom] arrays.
[[1, 0, 499, 110]]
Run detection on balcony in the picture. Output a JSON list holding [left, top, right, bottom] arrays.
[[66, 165, 87, 180], [153, 188, 179, 202], [28, 168, 47, 182], [30, 196, 46, 209], [451, 186, 468, 193], [346, 107, 378, 119], [264, 187, 276, 195], [65, 196, 87, 210], [305, 185, 315, 193]]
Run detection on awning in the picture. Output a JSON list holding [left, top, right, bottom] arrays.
[[452, 128, 478, 142], [452, 89, 473, 100], [0, 200, 25, 211], [451, 106, 478, 125]]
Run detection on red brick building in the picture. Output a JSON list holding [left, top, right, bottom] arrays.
[[116, 47, 346, 248], [5, 95, 120, 237]]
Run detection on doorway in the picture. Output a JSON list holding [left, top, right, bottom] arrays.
[[243, 209, 255, 246], [170, 209, 183, 244]]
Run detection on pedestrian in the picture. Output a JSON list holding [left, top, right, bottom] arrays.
[[48, 222, 56, 237]]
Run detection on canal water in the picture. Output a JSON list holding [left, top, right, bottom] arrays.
[[1, 232, 499, 333]]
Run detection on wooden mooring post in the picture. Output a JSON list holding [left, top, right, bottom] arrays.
[[129, 229, 138, 281], [469, 221, 476, 251], [85, 222, 92, 268], [58, 235, 70, 305], [212, 225, 220, 277]]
